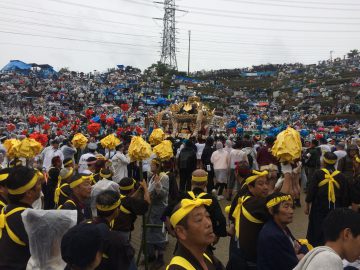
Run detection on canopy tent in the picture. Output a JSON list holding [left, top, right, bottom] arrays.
[[1, 60, 31, 73]]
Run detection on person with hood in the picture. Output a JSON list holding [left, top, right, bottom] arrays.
[[211, 141, 230, 200], [305, 152, 350, 247], [22, 209, 77, 270], [178, 140, 197, 192], [294, 208, 360, 270]]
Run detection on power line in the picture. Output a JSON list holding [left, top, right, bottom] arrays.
[[224, 0, 360, 11], [0, 16, 160, 40], [44, 0, 153, 18], [0, 4, 161, 32], [0, 30, 160, 49], [177, 20, 360, 33]]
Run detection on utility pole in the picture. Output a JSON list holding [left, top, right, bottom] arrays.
[[330, 50, 334, 62], [187, 30, 191, 76]]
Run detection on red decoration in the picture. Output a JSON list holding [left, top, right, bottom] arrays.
[[315, 133, 324, 140], [120, 103, 129, 112], [42, 123, 50, 131], [21, 130, 28, 135], [61, 119, 69, 126], [100, 113, 107, 122], [6, 123, 16, 132], [116, 127, 124, 137], [106, 117, 115, 126], [29, 132, 48, 147], [71, 124, 79, 131], [334, 125, 341, 133], [57, 122, 64, 129], [85, 109, 94, 119], [37, 115, 45, 124], [28, 115, 37, 125], [135, 126, 143, 135], [56, 130, 63, 136], [50, 116, 59, 123], [87, 123, 101, 135]]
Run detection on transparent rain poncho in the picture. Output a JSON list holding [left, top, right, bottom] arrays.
[[21, 209, 77, 270]]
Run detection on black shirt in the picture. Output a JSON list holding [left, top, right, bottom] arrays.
[[112, 195, 149, 232], [306, 167, 350, 209], [90, 217, 135, 270], [167, 243, 224, 270], [60, 195, 92, 224], [229, 192, 268, 262], [0, 202, 32, 270]]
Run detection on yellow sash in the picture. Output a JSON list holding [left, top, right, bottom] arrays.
[[119, 194, 131, 214], [0, 200, 6, 209], [166, 253, 212, 270], [318, 169, 340, 204], [57, 199, 76, 209], [232, 196, 263, 239], [0, 207, 27, 246]]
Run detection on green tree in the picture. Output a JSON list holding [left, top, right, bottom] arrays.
[[347, 49, 359, 59]]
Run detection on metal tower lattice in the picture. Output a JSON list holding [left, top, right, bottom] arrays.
[[160, 0, 177, 69]]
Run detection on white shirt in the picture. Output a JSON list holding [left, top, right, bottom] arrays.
[[111, 151, 130, 183], [229, 149, 248, 169]]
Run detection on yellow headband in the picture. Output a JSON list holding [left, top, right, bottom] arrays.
[[0, 173, 9, 182], [64, 160, 73, 167], [243, 170, 269, 187], [120, 179, 136, 191], [8, 171, 40, 195], [191, 175, 208, 182], [96, 199, 121, 212], [266, 195, 292, 209], [323, 157, 336, 165], [170, 198, 212, 227], [70, 175, 91, 189], [100, 171, 112, 179]]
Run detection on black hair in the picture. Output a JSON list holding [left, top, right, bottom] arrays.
[[311, 139, 319, 147], [63, 158, 73, 166], [324, 152, 337, 163], [205, 137, 214, 147], [96, 190, 120, 218], [323, 208, 360, 242], [7, 166, 36, 203], [265, 136, 275, 145], [119, 177, 134, 195]]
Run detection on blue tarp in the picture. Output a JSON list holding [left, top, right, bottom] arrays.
[[1, 60, 31, 73], [175, 76, 202, 84]]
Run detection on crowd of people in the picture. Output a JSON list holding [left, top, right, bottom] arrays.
[[0, 130, 359, 269], [0, 55, 359, 270]]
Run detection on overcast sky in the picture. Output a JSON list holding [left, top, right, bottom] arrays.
[[0, 0, 359, 72]]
